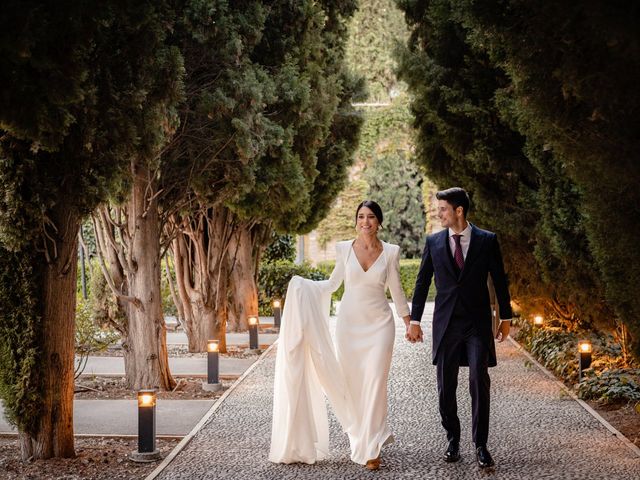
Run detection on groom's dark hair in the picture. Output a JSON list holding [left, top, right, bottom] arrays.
[[436, 187, 470, 218]]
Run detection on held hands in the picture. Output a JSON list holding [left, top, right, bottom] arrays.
[[403, 316, 423, 343]]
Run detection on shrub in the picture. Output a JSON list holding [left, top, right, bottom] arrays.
[[577, 369, 640, 404], [258, 260, 327, 315], [516, 321, 638, 404], [262, 233, 296, 264], [75, 297, 119, 378]]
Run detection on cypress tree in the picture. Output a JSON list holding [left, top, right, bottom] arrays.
[[457, 0, 640, 356], [0, 1, 183, 458], [395, 0, 611, 329]]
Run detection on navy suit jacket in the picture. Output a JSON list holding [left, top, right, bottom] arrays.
[[411, 224, 512, 367]]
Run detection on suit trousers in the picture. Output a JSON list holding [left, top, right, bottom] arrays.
[[436, 314, 491, 447]]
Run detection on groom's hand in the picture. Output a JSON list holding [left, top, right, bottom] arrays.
[[407, 324, 423, 343], [495, 320, 510, 343]]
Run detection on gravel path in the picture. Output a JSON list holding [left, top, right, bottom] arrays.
[[154, 304, 640, 479]]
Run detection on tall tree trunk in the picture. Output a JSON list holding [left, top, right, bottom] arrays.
[[21, 204, 78, 459], [122, 160, 175, 390], [227, 222, 269, 332], [170, 205, 234, 352], [92, 159, 175, 390]]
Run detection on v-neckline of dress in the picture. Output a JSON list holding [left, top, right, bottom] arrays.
[[351, 241, 384, 273]]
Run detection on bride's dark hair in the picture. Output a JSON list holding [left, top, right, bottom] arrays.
[[355, 200, 383, 226]]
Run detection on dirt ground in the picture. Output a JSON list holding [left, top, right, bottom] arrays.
[[90, 343, 261, 358], [588, 401, 640, 447], [74, 376, 231, 400], [0, 436, 180, 480]]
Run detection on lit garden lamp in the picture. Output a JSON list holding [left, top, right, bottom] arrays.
[[131, 389, 161, 462], [533, 315, 544, 328], [202, 339, 222, 392], [248, 315, 260, 352], [578, 341, 593, 382], [273, 299, 282, 329]]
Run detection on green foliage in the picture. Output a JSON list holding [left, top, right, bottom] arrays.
[[516, 322, 636, 404], [357, 97, 413, 161], [74, 298, 119, 377], [262, 233, 297, 264], [395, 0, 618, 344], [1, 1, 185, 435], [516, 326, 584, 382], [577, 369, 640, 405], [355, 99, 426, 258], [450, 0, 640, 358], [519, 320, 640, 405], [0, 248, 42, 435], [226, 0, 362, 234], [345, 0, 409, 101], [257, 260, 328, 315], [296, 70, 365, 233], [88, 258, 126, 333], [365, 149, 425, 258], [316, 179, 369, 248]]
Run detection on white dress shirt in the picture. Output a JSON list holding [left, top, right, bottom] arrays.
[[448, 223, 472, 260]]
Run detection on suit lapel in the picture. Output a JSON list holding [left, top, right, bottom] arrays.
[[436, 229, 457, 278], [460, 224, 482, 278]]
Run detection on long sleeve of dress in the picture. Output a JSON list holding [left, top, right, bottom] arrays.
[[387, 245, 410, 318], [319, 242, 345, 293]]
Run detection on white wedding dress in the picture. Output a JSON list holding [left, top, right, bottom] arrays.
[[269, 240, 410, 465]]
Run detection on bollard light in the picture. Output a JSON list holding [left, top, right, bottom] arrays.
[[203, 339, 222, 392], [131, 389, 161, 462], [533, 315, 544, 327], [578, 341, 592, 382], [248, 315, 259, 351], [273, 299, 282, 329]]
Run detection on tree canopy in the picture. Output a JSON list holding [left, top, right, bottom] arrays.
[[396, 0, 637, 355]]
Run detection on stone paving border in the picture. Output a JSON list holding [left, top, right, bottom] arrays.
[[507, 336, 640, 458], [144, 343, 278, 480]]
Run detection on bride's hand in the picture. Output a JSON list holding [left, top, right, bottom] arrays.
[[402, 315, 413, 342]]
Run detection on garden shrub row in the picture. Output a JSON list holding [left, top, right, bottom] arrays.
[[515, 320, 640, 406]]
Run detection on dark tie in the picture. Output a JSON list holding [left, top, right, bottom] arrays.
[[452, 234, 464, 270]]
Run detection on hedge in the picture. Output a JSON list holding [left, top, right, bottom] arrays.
[[257, 260, 328, 315]]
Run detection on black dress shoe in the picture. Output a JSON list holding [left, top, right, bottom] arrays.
[[443, 440, 460, 463], [475, 446, 495, 468]]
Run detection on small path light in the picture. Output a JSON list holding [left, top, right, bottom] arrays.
[[578, 341, 592, 382], [131, 389, 161, 462], [203, 339, 222, 392], [248, 315, 260, 352], [273, 299, 282, 329], [533, 315, 544, 328]]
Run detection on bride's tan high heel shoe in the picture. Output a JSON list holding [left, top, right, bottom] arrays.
[[365, 456, 381, 470]]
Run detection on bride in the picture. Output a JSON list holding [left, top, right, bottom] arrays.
[[269, 200, 412, 470]]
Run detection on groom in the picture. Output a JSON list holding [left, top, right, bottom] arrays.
[[407, 187, 512, 469]]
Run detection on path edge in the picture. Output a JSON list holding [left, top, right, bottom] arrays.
[[508, 336, 640, 458], [144, 341, 278, 480]]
